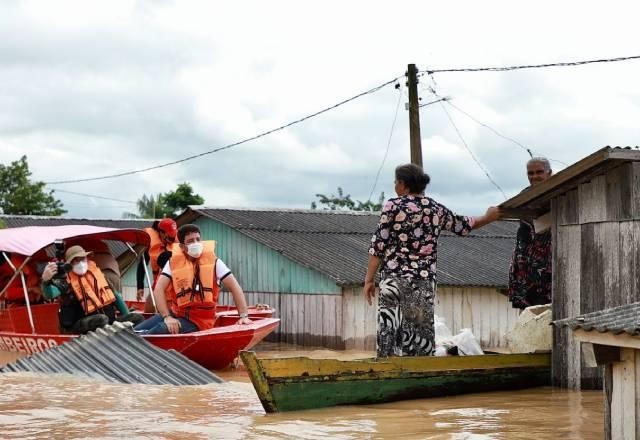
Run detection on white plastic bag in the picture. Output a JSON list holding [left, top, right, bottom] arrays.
[[434, 315, 455, 356], [452, 328, 483, 356]]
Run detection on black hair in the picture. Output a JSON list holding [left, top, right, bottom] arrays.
[[177, 224, 201, 244], [151, 220, 159, 230], [395, 163, 431, 193]]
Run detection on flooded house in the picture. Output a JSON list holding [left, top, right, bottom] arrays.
[[501, 146, 640, 389], [176, 207, 521, 349]]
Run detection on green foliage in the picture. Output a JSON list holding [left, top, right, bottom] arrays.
[[127, 183, 204, 219], [164, 183, 204, 216], [0, 156, 66, 216], [311, 187, 385, 212]]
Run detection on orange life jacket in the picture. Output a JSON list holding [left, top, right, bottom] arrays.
[[0, 254, 41, 303], [166, 241, 219, 330], [145, 228, 175, 274], [66, 260, 116, 314]]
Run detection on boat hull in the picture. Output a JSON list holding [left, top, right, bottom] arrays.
[[0, 303, 279, 370], [240, 352, 551, 412]]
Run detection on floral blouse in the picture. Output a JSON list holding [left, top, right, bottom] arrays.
[[368, 195, 475, 281]]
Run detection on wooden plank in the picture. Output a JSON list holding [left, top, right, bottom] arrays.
[[578, 175, 607, 224], [553, 225, 581, 388], [556, 190, 579, 226], [580, 223, 605, 388], [574, 330, 640, 350], [602, 222, 621, 308], [604, 363, 613, 440], [610, 348, 636, 439], [632, 162, 640, 218], [606, 163, 634, 221], [619, 222, 636, 306], [636, 350, 640, 440], [335, 293, 344, 349], [342, 288, 355, 350]]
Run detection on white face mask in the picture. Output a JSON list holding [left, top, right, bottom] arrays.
[[72, 260, 88, 276], [186, 242, 204, 258]]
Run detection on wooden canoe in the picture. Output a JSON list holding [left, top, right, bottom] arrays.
[[240, 351, 551, 412]]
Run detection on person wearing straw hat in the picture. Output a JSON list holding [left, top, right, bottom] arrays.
[[41, 245, 142, 333]]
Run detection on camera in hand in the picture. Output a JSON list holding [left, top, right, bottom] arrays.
[[53, 239, 72, 279]]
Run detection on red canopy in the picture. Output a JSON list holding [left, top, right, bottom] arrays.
[[0, 225, 150, 257]]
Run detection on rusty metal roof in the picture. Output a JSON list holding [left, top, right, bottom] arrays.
[[500, 146, 640, 218], [552, 302, 640, 336], [0, 322, 223, 385], [181, 207, 518, 288]]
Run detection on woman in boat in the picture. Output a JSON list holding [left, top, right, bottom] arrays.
[[364, 163, 501, 357], [135, 224, 252, 334]]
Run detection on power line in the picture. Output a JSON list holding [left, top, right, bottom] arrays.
[[438, 102, 507, 199], [45, 76, 402, 185], [49, 188, 137, 204], [444, 101, 570, 166], [368, 86, 402, 202], [422, 54, 640, 75], [443, 100, 533, 157]]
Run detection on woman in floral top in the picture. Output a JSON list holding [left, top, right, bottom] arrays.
[[365, 164, 500, 357]]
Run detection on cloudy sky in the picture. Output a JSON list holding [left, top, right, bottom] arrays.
[[1, 0, 639, 219]]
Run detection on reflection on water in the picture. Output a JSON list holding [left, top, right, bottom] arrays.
[[0, 345, 603, 439]]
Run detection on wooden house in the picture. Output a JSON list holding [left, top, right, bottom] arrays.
[[554, 302, 640, 440], [177, 207, 521, 349], [501, 146, 640, 389]]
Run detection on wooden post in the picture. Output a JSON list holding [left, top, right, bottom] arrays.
[[407, 64, 423, 167]]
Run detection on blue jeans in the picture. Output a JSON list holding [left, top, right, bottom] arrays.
[[133, 313, 199, 335]]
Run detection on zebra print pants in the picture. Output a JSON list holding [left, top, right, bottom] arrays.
[[377, 276, 436, 357]]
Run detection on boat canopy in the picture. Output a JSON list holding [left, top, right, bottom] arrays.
[[0, 225, 150, 257]]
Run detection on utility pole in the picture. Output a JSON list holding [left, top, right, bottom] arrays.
[[406, 64, 423, 168]]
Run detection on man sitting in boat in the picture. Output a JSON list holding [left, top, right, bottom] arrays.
[[134, 224, 252, 334], [136, 219, 177, 312], [0, 253, 42, 306], [41, 245, 143, 333]]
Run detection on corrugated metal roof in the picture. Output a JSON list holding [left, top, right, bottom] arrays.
[[0, 322, 223, 385], [500, 146, 640, 218], [552, 302, 640, 336], [185, 208, 517, 287]]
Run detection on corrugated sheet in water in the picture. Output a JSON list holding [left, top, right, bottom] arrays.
[[0, 322, 223, 385]]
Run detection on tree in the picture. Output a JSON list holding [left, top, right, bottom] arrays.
[[164, 183, 204, 216], [125, 183, 204, 219], [0, 156, 66, 216], [311, 187, 385, 212]]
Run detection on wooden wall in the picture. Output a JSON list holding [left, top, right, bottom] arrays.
[[219, 285, 517, 351], [218, 290, 345, 349], [552, 162, 640, 389], [435, 287, 521, 349]]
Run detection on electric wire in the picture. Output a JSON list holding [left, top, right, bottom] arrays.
[[438, 102, 507, 199], [45, 76, 402, 185], [422, 54, 640, 75], [49, 188, 137, 204], [368, 85, 402, 202]]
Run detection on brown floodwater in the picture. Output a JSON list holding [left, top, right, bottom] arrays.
[[0, 346, 604, 439]]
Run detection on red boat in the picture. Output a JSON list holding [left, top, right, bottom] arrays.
[[0, 225, 280, 370]]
